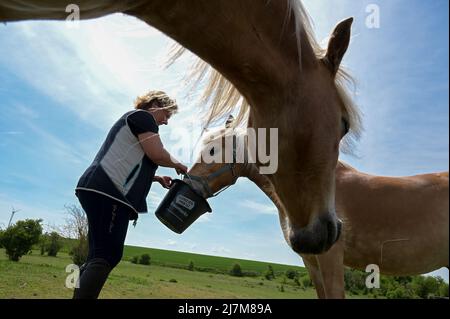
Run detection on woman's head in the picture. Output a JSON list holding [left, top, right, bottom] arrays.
[[134, 90, 179, 125]]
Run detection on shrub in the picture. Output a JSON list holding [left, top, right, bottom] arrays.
[[412, 276, 440, 299], [0, 219, 43, 261], [0, 229, 4, 248], [264, 265, 275, 280], [46, 232, 62, 257], [300, 275, 312, 288], [285, 269, 298, 280], [188, 261, 194, 271], [69, 237, 89, 266], [131, 256, 139, 264], [230, 263, 243, 277], [139, 254, 151, 265], [386, 286, 415, 299], [439, 283, 449, 298]]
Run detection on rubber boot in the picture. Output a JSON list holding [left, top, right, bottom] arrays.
[[72, 258, 111, 299]]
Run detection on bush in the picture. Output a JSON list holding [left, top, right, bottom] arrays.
[[264, 265, 275, 280], [285, 269, 298, 280], [70, 236, 89, 266], [188, 261, 194, 271], [386, 286, 415, 299], [0, 219, 43, 261], [230, 263, 243, 277], [139, 254, 151, 265], [301, 275, 312, 288], [46, 232, 62, 257], [439, 283, 449, 298], [412, 276, 442, 299], [131, 256, 139, 264], [0, 229, 4, 248]]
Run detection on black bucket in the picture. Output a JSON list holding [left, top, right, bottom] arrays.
[[155, 179, 212, 234]]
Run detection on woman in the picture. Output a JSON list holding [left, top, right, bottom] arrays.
[[73, 90, 188, 299]]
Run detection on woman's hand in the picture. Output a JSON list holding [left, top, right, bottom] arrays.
[[175, 163, 188, 176], [154, 176, 173, 189]]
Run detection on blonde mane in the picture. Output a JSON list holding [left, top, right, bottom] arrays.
[[167, 0, 362, 154]]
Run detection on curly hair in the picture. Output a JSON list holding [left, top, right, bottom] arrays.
[[134, 90, 178, 115]]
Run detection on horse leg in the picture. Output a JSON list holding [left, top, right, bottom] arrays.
[[316, 243, 345, 299], [302, 255, 326, 299]]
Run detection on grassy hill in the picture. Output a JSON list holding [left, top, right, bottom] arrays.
[[0, 248, 316, 299], [122, 245, 307, 276]]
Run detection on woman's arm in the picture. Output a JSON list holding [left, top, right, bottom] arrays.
[[138, 132, 187, 172]]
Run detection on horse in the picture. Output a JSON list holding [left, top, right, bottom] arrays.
[[1, 0, 362, 254], [186, 118, 449, 298]]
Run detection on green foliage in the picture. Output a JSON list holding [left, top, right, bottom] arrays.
[[439, 282, 449, 297], [69, 236, 88, 266], [343, 268, 448, 299], [285, 269, 298, 280], [230, 263, 243, 277], [0, 219, 43, 261], [300, 275, 312, 288], [188, 260, 194, 271], [139, 254, 151, 265], [412, 276, 442, 299], [131, 256, 139, 264], [0, 229, 4, 248], [40, 232, 63, 257], [264, 265, 275, 280]]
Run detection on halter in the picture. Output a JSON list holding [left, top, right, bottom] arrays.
[[184, 134, 239, 198]]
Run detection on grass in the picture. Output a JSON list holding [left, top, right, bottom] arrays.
[[0, 248, 317, 299]]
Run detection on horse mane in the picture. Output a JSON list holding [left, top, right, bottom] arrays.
[[166, 0, 362, 154]]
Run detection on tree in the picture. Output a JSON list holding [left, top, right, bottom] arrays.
[[0, 228, 4, 248], [0, 219, 43, 261], [285, 269, 298, 280], [412, 276, 441, 299], [62, 205, 89, 266], [139, 254, 151, 265], [230, 263, 243, 277], [264, 265, 275, 280], [46, 232, 62, 257], [188, 261, 195, 271]]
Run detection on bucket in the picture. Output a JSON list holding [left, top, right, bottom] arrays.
[[155, 179, 212, 234]]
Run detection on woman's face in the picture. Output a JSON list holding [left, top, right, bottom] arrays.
[[149, 108, 172, 126]]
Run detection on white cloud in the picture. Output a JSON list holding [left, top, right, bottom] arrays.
[[166, 239, 177, 246], [239, 199, 278, 216]]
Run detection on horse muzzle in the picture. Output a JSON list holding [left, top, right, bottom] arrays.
[[289, 215, 342, 255]]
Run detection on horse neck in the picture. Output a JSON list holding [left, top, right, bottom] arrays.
[[125, 0, 316, 99], [242, 163, 285, 213]]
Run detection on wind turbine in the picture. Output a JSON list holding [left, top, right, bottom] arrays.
[[7, 207, 21, 228]]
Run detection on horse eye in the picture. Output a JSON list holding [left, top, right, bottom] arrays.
[[210, 147, 215, 156]]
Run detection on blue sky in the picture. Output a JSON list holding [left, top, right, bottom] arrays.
[[0, 0, 448, 281]]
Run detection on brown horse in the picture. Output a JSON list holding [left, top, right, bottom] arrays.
[[1, 0, 362, 254], [186, 120, 449, 298]]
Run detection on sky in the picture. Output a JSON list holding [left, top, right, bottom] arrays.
[[0, 0, 448, 281]]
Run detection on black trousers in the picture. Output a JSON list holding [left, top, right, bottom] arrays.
[[73, 190, 131, 298]]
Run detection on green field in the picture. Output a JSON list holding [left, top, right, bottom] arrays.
[[0, 247, 319, 299], [123, 245, 308, 276]]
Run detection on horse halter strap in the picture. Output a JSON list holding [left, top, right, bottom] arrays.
[[185, 135, 239, 198]]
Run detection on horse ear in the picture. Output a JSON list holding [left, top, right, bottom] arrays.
[[323, 17, 353, 76], [225, 115, 235, 128]]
